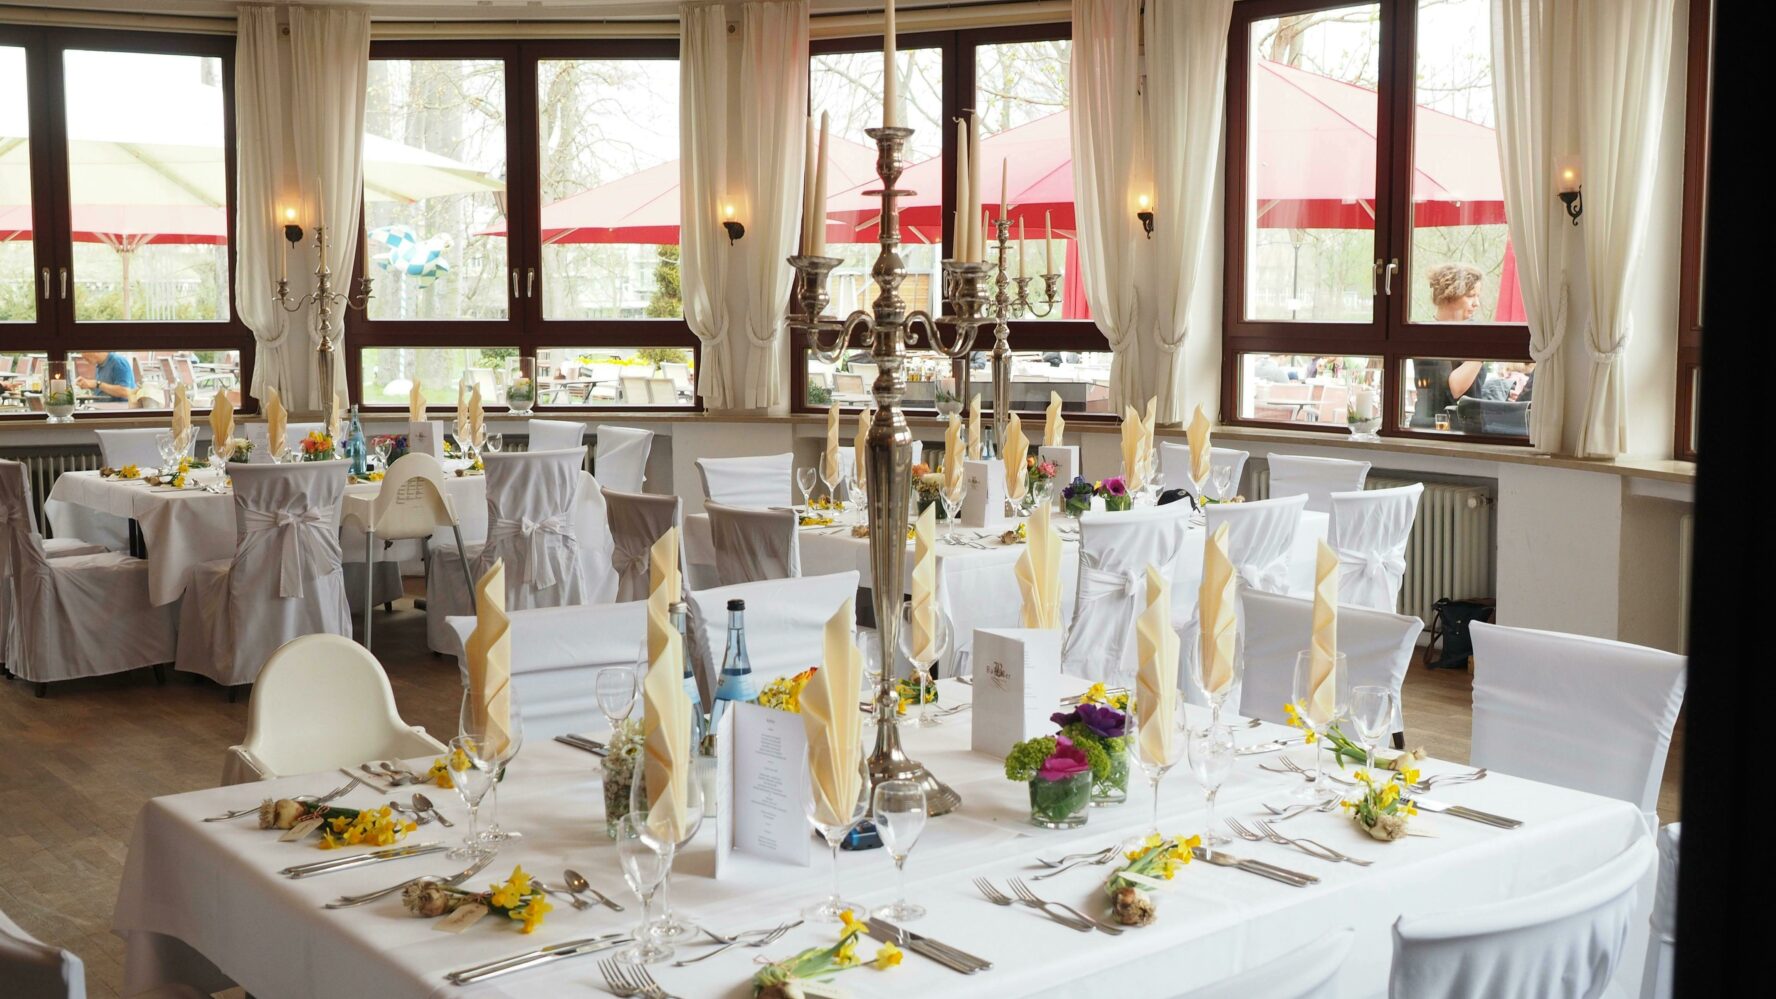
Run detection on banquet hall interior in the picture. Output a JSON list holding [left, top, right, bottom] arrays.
[[0, 0, 1750, 996]]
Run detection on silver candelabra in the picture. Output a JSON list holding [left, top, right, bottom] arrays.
[[273, 224, 372, 413], [972, 216, 1061, 453]]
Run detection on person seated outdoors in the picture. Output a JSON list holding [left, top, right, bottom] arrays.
[[75, 351, 137, 401], [1410, 264, 1490, 429]]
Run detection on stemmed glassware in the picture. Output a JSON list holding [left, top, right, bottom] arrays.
[[796, 467, 817, 516], [370, 438, 392, 472], [1350, 685, 1399, 774], [482, 432, 503, 454], [596, 664, 640, 736], [1132, 688, 1187, 841], [1186, 623, 1246, 729], [445, 735, 497, 861], [802, 747, 870, 922], [820, 460, 841, 519], [940, 472, 966, 541], [154, 431, 177, 474], [843, 470, 865, 526], [452, 430, 478, 466], [897, 602, 951, 728], [1210, 463, 1237, 503], [1290, 651, 1349, 801], [1187, 725, 1236, 846], [627, 758, 706, 940], [458, 688, 524, 845], [872, 780, 928, 921], [613, 812, 676, 965]]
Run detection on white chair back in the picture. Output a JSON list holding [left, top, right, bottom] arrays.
[[227, 634, 445, 782], [1471, 622, 1685, 818], [1268, 453, 1371, 513], [0, 906, 84, 999], [448, 601, 648, 741], [696, 452, 794, 508], [1060, 501, 1194, 682], [706, 502, 800, 586], [0, 460, 50, 576], [1158, 442, 1249, 501], [572, 472, 619, 605], [1641, 822, 1679, 999], [225, 461, 353, 681], [527, 418, 586, 453], [1389, 834, 1655, 999], [364, 452, 460, 540], [1183, 927, 1354, 999], [1328, 483, 1423, 612], [595, 424, 653, 493], [1205, 493, 1309, 594], [478, 448, 587, 606], [93, 427, 164, 468], [1218, 589, 1419, 731], [604, 487, 683, 602], [686, 572, 862, 695]]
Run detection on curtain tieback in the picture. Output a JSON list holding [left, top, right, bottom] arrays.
[[488, 512, 574, 589], [240, 505, 331, 599]]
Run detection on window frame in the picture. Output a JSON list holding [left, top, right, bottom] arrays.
[[1220, 0, 1532, 445], [1674, 0, 1711, 462], [347, 37, 701, 415], [0, 25, 255, 418]]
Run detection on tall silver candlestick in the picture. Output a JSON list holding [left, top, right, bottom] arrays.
[[982, 216, 1061, 454], [273, 224, 373, 411]]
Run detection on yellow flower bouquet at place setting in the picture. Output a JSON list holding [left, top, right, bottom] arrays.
[[256, 799, 418, 850], [751, 910, 900, 999], [401, 864, 552, 933], [756, 666, 818, 713], [1103, 832, 1201, 926], [1343, 768, 1419, 842]]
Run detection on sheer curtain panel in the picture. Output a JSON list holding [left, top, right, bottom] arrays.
[[234, 6, 295, 404]]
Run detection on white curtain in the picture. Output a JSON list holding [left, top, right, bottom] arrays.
[[1572, 0, 1678, 458], [1070, 0, 1147, 412], [680, 1, 809, 412], [1490, 0, 1575, 453], [290, 6, 371, 411], [234, 6, 294, 404], [1145, 0, 1234, 424]]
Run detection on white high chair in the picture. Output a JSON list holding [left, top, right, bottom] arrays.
[[339, 452, 476, 651]]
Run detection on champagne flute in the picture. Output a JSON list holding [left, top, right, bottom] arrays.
[[1290, 651, 1349, 801], [1350, 685, 1399, 774], [802, 747, 869, 922], [1132, 687, 1186, 841], [445, 735, 497, 861], [872, 780, 928, 921], [614, 812, 676, 965], [796, 466, 817, 516], [458, 688, 525, 845], [1186, 725, 1236, 846], [628, 756, 706, 939], [897, 602, 951, 728], [1186, 620, 1246, 729]]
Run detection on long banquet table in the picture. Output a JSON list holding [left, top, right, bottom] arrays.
[[115, 679, 1645, 999]]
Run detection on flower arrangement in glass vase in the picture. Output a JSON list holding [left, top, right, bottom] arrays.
[[1061, 476, 1131, 516], [750, 909, 901, 998], [299, 429, 336, 461], [1050, 682, 1132, 805], [1020, 455, 1059, 514], [1103, 833, 1202, 926], [1342, 768, 1419, 841], [1005, 735, 1095, 829], [756, 666, 818, 713], [599, 719, 646, 838], [911, 462, 948, 519], [400, 864, 553, 933]]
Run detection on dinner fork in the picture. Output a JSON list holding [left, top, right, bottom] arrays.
[[670, 921, 796, 966], [1226, 818, 1340, 864], [1261, 798, 1341, 821], [1034, 845, 1118, 868], [599, 959, 680, 998], [1256, 820, 1372, 866], [201, 776, 359, 821], [1009, 878, 1122, 935], [973, 877, 1088, 931]]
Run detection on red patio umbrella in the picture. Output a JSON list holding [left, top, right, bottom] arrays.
[[0, 203, 228, 318]]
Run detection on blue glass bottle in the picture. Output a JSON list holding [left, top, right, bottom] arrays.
[[346, 404, 368, 476], [710, 599, 758, 735]]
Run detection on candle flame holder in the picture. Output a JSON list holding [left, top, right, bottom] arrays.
[[273, 224, 372, 412]]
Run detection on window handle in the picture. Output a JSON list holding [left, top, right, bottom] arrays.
[[59, 267, 68, 300], [1383, 259, 1399, 296], [511, 268, 519, 300], [1372, 259, 1382, 296], [41, 267, 50, 300], [526, 267, 535, 299]]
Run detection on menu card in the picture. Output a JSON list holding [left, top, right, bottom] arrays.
[[244, 423, 272, 463], [970, 628, 1061, 759], [1038, 445, 1078, 506], [715, 701, 811, 877], [408, 420, 445, 459], [959, 458, 1008, 528]]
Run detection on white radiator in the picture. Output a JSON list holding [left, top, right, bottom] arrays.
[[0, 447, 103, 534], [1248, 465, 1495, 627]]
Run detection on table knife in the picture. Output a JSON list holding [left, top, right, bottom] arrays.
[[872, 918, 991, 971], [1236, 737, 1307, 757], [445, 933, 631, 985], [1409, 798, 1522, 828], [552, 734, 607, 756], [864, 919, 987, 974], [281, 842, 447, 878], [1191, 847, 1318, 886]]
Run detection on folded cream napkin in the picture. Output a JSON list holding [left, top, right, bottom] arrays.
[[1200, 522, 1238, 698], [1141, 397, 1157, 480], [1120, 405, 1145, 492], [943, 414, 965, 502], [1044, 391, 1065, 446], [967, 394, 982, 460], [823, 403, 841, 484], [1309, 539, 1339, 725], [802, 599, 865, 829], [455, 381, 469, 441], [409, 379, 425, 423], [1136, 564, 1180, 766], [465, 559, 513, 759], [911, 504, 938, 661], [209, 388, 232, 450], [265, 386, 287, 457], [853, 407, 873, 491], [329, 391, 347, 442], [1016, 502, 1062, 629], [643, 528, 690, 842], [1187, 405, 1212, 486], [469, 385, 485, 448], [170, 384, 190, 444], [1002, 412, 1028, 500]]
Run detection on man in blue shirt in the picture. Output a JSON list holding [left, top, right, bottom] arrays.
[[77, 351, 136, 400]]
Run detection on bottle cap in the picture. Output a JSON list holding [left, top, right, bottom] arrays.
[[727, 598, 745, 611]]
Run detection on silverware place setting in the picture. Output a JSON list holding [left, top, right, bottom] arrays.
[[554, 734, 608, 756], [565, 868, 624, 911], [1407, 797, 1522, 829], [865, 917, 991, 974], [201, 776, 360, 822], [973, 876, 1088, 931], [1190, 846, 1319, 887], [1275, 757, 1490, 795], [599, 958, 682, 998], [280, 842, 448, 879], [412, 792, 453, 827], [669, 920, 799, 966], [443, 932, 631, 986], [325, 852, 495, 908], [1225, 818, 1372, 866], [1261, 799, 1343, 821], [1235, 736, 1308, 756], [1008, 878, 1122, 934]]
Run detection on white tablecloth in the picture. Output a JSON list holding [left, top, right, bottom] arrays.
[[45, 469, 488, 606], [116, 681, 1645, 999]]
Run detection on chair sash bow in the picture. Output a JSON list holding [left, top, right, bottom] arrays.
[[1065, 564, 1145, 677], [1234, 555, 1291, 595], [1337, 548, 1406, 592], [240, 504, 333, 599], [487, 511, 576, 589]]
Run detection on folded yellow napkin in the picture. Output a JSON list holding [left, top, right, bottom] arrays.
[[943, 414, 965, 502], [469, 385, 485, 448], [1120, 404, 1145, 492], [1043, 391, 1065, 446], [823, 403, 841, 484], [329, 391, 347, 442], [853, 407, 873, 491], [408, 379, 425, 423], [1309, 539, 1339, 725], [911, 504, 938, 660], [265, 386, 287, 456], [1136, 564, 1180, 766], [209, 388, 232, 449], [465, 559, 513, 758], [170, 384, 190, 443], [454, 381, 469, 441], [967, 394, 982, 461], [1186, 405, 1212, 485], [802, 599, 865, 828], [643, 528, 690, 842], [1002, 413, 1028, 500], [1016, 502, 1062, 628], [1141, 397, 1157, 480], [1200, 522, 1238, 698]]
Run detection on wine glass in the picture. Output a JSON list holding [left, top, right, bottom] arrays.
[[802, 746, 870, 922], [483, 432, 503, 454], [897, 602, 950, 728], [940, 473, 966, 541], [1350, 685, 1399, 774], [872, 779, 927, 921], [1132, 687, 1186, 841], [843, 470, 865, 526], [596, 665, 640, 735], [820, 458, 841, 514], [1210, 463, 1237, 503], [628, 755, 706, 940], [1290, 651, 1349, 801], [445, 735, 498, 861], [154, 431, 177, 474], [458, 688, 525, 845], [1186, 619, 1246, 729], [613, 812, 676, 965], [370, 439, 392, 472], [1187, 725, 1236, 846], [796, 467, 817, 515]]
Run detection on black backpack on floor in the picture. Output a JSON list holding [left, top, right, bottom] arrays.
[[1423, 597, 1496, 670]]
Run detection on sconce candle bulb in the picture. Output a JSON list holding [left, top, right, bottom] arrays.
[[1135, 194, 1155, 238]]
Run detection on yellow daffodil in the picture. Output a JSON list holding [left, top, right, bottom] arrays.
[[839, 909, 867, 937], [872, 942, 904, 969], [512, 896, 551, 934], [428, 758, 455, 788]]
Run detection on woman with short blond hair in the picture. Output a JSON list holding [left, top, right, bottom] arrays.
[[1411, 263, 1488, 428]]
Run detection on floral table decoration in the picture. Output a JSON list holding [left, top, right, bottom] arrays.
[[1005, 735, 1094, 829], [1051, 683, 1131, 806], [299, 429, 336, 461], [1103, 833, 1201, 926], [401, 864, 553, 933], [600, 719, 645, 838], [751, 909, 901, 998], [1342, 768, 1419, 841]]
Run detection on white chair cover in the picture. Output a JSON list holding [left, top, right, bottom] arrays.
[[0, 906, 85, 999], [573, 475, 619, 605], [175, 460, 351, 688], [0, 460, 107, 663], [706, 502, 800, 586], [527, 418, 586, 453], [696, 452, 794, 508], [446, 601, 648, 742], [1060, 501, 1194, 682], [685, 572, 862, 698], [476, 448, 586, 596], [1, 462, 178, 685], [1471, 622, 1685, 819], [1205, 493, 1310, 594], [221, 634, 445, 784], [1267, 453, 1370, 513], [93, 428, 166, 468], [605, 487, 683, 603], [594, 424, 653, 493], [1158, 442, 1249, 501], [1640, 823, 1679, 999], [1389, 834, 1654, 999], [1182, 927, 1354, 999], [1207, 589, 1419, 732], [1328, 483, 1424, 612]]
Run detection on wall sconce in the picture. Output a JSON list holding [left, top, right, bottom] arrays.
[[282, 205, 304, 245], [1555, 156, 1583, 226], [1135, 194, 1155, 238], [721, 203, 745, 244]]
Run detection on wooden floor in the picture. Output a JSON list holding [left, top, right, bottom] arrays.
[[0, 600, 1682, 999]]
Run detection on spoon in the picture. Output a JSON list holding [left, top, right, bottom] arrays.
[[565, 869, 624, 911], [411, 792, 454, 827], [387, 799, 431, 824]]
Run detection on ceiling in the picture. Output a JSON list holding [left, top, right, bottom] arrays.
[[2, 0, 972, 21]]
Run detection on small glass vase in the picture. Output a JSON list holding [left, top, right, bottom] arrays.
[[1028, 771, 1092, 829], [602, 747, 638, 839], [1092, 740, 1131, 806], [43, 360, 77, 423], [1103, 494, 1132, 513], [506, 356, 537, 417], [1347, 416, 1382, 442]]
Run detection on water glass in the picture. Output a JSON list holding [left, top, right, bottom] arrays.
[[614, 812, 676, 965], [458, 688, 525, 845], [596, 665, 640, 732], [897, 602, 951, 727], [154, 431, 177, 472], [872, 780, 928, 921], [446, 735, 498, 860], [802, 748, 870, 922], [1290, 651, 1349, 801], [1350, 685, 1399, 773], [1187, 725, 1236, 846], [1210, 464, 1237, 502], [627, 760, 706, 939]]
